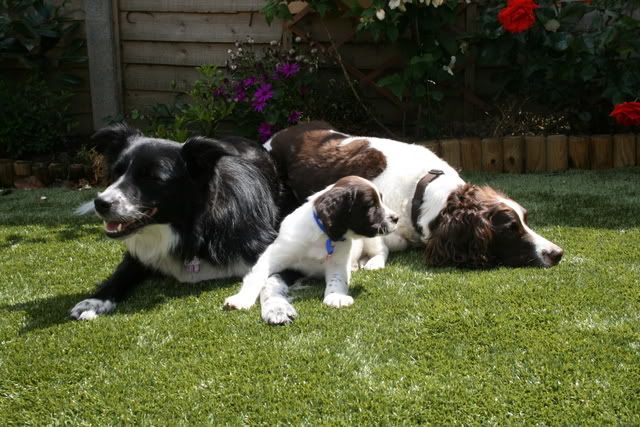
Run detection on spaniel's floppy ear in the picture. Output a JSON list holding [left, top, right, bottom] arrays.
[[181, 136, 240, 182], [425, 205, 493, 269], [91, 123, 141, 164], [313, 186, 354, 241]]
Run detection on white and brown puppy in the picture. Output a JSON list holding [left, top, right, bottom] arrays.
[[266, 121, 564, 270], [224, 175, 398, 324]]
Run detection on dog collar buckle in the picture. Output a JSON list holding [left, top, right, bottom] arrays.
[[184, 257, 201, 273]]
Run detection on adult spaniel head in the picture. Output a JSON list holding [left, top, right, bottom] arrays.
[[425, 184, 563, 268]]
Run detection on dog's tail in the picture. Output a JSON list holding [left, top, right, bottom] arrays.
[[74, 201, 95, 215]]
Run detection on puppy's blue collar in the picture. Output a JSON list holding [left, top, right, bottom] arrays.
[[312, 210, 345, 256]]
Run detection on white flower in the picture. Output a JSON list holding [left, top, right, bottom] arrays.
[[459, 41, 468, 54], [431, 0, 444, 6], [270, 40, 278, 46], [389, 0, 401, 10], [295, 36, 302, 42], [442, 56, 456, 76], [545, 19, 561, 32], [376, 9, 386, 20]]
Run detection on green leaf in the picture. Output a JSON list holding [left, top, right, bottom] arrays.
[[377, 73, 405, 99], [580, 64, 596, 82], [430, 90, 444, 101]]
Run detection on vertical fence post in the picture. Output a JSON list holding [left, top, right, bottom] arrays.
[[525, 135, 546, 172], [613, 134, 636, 168], [546, 134, 568, 172], [85, 0, 122, 129], [568, 136, 590, 169], [460, 137, 482, 171], [481, 137, 503, 172], [440, 138, 461, 170], [503, 136, 524, 173], [590, 134, 613, 169]]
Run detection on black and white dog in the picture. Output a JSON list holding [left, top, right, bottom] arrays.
[[70, 124, 282, 320], [224, 176, 398, 324]]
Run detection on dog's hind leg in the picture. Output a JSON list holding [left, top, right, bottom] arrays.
[[70, 252, 152, 320], [260, 274, 297, 325]]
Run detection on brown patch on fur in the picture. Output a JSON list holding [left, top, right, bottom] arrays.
[[270, 121, 387, 199]]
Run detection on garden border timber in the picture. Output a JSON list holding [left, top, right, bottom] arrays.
[[417, 134, 638, 173]]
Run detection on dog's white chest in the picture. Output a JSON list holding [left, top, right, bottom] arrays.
[[123, 224, 249, 282]]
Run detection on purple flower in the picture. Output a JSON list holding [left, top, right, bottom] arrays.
[[242, 76, 258, 88], [258, 122, 273, 142], [233, 85, 247, 102], [288, 111, 302, 124], [252, 83, 273, 112], [212, 86, 226, 97], [276, 62, 301, 78]]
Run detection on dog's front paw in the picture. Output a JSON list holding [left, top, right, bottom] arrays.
[[323, 293, 354, 308], [362, 255, 386, 270], [261, 299, 297, 325], [70, 298, 116, 320], [223, 293, 256, 310]]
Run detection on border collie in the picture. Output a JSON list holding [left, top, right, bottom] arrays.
[[223, 176, 398, 324], [70, 124, 282, 320], [265, 121, 564, 270]]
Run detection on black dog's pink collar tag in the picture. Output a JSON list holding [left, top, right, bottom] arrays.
[[184, 257, 201, 273]]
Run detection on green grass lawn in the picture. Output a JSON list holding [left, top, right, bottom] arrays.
[[1, 168, 639, 424]]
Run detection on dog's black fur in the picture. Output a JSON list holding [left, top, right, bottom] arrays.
[[70, 124, 282, 319]]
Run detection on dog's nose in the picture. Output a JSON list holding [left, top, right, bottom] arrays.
[[542, 247, 564, 266], [94, 197, 112, 215], [389, 213, 399, 224]]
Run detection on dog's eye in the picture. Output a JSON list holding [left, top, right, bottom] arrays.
[[112, 163, 126, 177]]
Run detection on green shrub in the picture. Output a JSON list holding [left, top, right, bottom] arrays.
[[0, 78, 75, 158]]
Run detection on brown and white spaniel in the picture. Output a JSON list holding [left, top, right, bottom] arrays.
[[265, 121, 563, 270]]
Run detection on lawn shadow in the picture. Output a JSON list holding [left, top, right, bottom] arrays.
[[1, 277, 240, 334], [0, 224, 100, 249], [287, 276, 365, 304]]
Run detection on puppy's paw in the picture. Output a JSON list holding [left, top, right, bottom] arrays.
[[70, 298, 116, 320], [223, 293, 256, 310], [261, 299, 297, 325], [363, 255, 386, 270], [323, 293, 354, 308]]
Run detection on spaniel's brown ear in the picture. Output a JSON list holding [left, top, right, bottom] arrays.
[[313, 187, 353, 241], [425, 208, 493, 268]]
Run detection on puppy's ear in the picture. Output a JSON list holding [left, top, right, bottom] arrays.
[[91, 123, 141, 164], [313, 187, 353, 241], [181, 136, 239, 181]]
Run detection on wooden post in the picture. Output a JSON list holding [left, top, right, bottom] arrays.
[[481, 137, 503, 173], [460, 137, 482, 171], [546, 134, 568, 172], [590, 134, 613, 169], [0, 159, 14, 187], [525, 135, 546, 172], [613, 134, 636, 167], [440, 138, 461, 170], [568, 136, 590, 169], [503, 136, 524, 173], [418, 140, 441, 157], [13, 160, 32, 177], [85, 0, 122, 129]]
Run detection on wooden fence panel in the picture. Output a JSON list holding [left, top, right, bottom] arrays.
[[119, 0, 265, 12], [119, 12, 282, 43]]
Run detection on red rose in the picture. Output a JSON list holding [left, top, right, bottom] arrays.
[[610, 102, 640, 127], [498, 0, 539, 33]]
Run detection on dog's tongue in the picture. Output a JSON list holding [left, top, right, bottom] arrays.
[[105, 222, 121, 233]]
